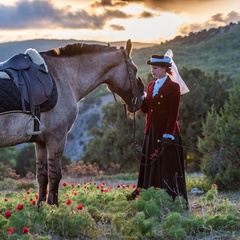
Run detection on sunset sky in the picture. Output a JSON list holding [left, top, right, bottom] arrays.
[[0, 0, 239, 43]]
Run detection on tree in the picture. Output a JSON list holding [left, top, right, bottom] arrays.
[[82, 101, 145, 173], [198, 77, 240, 190], [178, 68, 232, 171], [0, 147, 18, 168]]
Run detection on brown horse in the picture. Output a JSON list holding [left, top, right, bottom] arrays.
[[0, 39, 143, 208]]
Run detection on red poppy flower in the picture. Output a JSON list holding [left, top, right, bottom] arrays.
[[17, 204, 24, 210], [212, 183, 218, 188], [5, 210, 12, 218], [30, 200, 36, 205], [101, 188, 108, 192], [76, 204, 83, 210], [62, 182, 67, 187], [66, 199, 72, 205], [4, 198, 8, 202], [22, 227, 29, 234], [7, 228, 16, 234]]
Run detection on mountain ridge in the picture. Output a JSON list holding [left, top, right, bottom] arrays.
[[0, 39, 156, 61]]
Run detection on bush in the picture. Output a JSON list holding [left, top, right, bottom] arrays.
[[198, 77, 240, 190]]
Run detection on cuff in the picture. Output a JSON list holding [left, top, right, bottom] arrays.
[[142, 91, 147, 100], [163, 134, 175, 140]]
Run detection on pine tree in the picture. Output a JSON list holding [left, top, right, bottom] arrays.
[[198, 77, 240, 190]]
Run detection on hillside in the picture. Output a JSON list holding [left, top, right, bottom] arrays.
[[1, 22, 240, 161], [133, 22, 240, 79]]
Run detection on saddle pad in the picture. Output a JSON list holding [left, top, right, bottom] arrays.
[[0, 78, 58, 113]]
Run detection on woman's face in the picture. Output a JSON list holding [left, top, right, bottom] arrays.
[[150, 65, 167, 79]]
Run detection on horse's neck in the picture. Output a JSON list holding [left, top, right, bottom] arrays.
[[42, 54, 104, 102]]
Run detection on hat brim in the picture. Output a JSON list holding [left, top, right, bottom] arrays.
[[147, 60, 171, 67]]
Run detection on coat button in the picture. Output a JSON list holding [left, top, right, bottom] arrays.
[[158, 102, 160, 104], [160, 95, 163, 98], [151, 109, 153, 112]]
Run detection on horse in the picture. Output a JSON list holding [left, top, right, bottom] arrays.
[[0, 39, 143, 208]]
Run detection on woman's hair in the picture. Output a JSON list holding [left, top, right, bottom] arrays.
[[166, 67, 174, 76]]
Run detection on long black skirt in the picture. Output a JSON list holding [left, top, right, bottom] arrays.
[[132, 123, 188, 204]]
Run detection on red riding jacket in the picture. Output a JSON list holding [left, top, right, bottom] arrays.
[[141, 77, 181, 138]]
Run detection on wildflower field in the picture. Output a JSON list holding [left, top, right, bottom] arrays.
[[0, 175, 239, 240]]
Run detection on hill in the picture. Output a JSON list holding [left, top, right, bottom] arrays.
[[133, 22, 240, 79]]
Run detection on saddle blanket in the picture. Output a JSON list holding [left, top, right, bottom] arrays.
[[0, 77, 57, 113]]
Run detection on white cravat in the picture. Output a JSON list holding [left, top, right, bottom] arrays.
[[152, 76, 167, 97]]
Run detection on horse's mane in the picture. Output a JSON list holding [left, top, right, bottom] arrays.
[[45, 43, 118, 57]]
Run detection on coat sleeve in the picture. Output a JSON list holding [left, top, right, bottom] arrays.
[[165, 83, 180, 135]]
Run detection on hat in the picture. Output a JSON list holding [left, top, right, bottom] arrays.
[[147, 55, 172, 67]]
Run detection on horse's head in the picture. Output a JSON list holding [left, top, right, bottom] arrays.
[[106, 39, 143, 113]]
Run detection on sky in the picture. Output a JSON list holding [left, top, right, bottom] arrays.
[[0, 0, 239, 44]]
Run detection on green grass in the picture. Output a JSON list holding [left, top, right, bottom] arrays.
[[0, 176, 239, 239]]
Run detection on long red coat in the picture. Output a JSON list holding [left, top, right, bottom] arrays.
[[141, 77, 181, 138], [132, 76, 188, 204]]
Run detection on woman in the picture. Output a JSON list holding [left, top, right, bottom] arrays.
[[132, 53, 188, 205]]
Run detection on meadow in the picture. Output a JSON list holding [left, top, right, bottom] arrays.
[[0, 174, 239, 240]]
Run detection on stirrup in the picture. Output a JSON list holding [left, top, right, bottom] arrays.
[[26, 116, 42, 135]]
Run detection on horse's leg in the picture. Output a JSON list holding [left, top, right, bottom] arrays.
[[46, 139, 65, 206], [35, 142, 48, 210]]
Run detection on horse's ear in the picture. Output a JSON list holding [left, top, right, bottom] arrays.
[[126, 39, 132, 56]]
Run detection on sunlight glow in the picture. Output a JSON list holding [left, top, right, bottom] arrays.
[[120, 3, 145, 15], [106, 12, 185, 43]]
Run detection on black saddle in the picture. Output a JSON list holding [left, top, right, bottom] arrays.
[[0, 53, 57, 137], [0, 53, 53, 108]]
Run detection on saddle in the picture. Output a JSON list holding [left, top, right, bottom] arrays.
[[0, 53, 53, 107], [0, 52, 56, 137]]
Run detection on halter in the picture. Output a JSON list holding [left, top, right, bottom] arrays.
[[122, 49, 138, 109], [119, 49, 139, 144], [109, 47, 141, 164], [110, 48, 138, 134]]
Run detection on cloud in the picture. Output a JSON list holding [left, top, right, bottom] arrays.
[[109, 24, 125, 30], [179, 11, 240, 35], [90, 0, 125, 8], [139, 11, 153, 18], [140, 0, 221, 13], [0, 0, 131, 30]]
